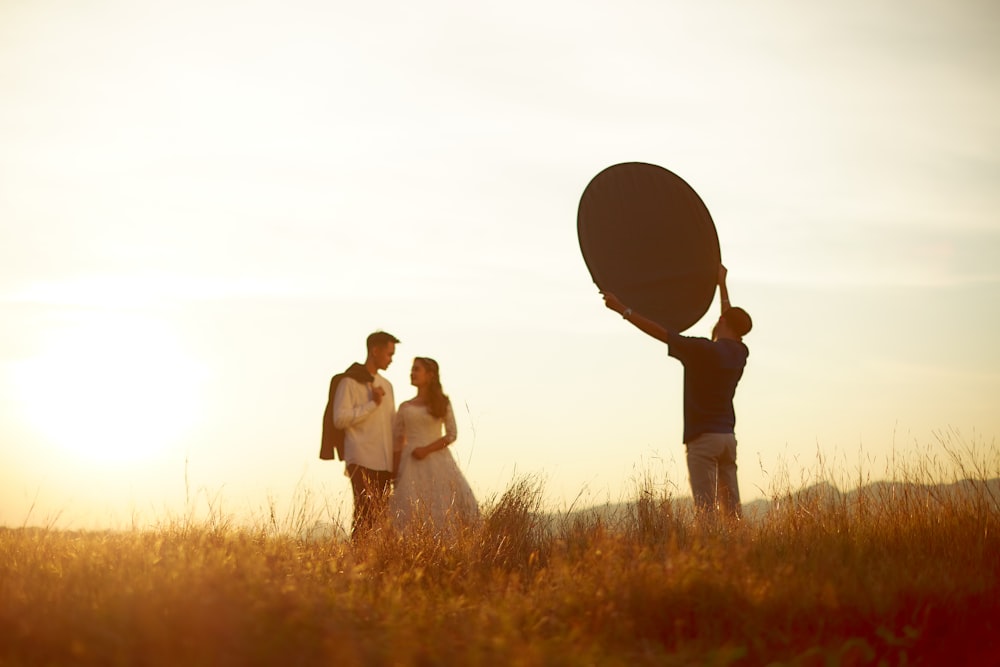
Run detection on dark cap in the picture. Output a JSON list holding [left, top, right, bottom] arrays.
[[722, 307, 752, 337]]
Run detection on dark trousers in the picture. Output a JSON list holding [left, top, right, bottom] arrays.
[[347, 464, 393, 540]]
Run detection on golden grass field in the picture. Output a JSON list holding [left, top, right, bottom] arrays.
[[2, 440, 998, 666]]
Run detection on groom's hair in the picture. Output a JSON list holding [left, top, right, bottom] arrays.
[[366, 330, 400, 352]]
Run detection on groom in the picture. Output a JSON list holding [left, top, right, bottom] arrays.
[[332, 330, 399, 540]]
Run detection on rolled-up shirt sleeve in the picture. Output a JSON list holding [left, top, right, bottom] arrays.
[[443, 401, 458, 445], [667, 332, 711, 364], [332, 378, 376, 430]]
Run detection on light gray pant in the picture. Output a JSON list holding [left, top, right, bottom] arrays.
[[686, 433, 742, 519]]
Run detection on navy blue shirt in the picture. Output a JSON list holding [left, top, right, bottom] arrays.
[[667, 333, 748, 443]]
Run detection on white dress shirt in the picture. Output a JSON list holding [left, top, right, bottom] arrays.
[[332, 373, 395, 472]]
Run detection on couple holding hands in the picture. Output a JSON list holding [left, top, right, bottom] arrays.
[[327, 331, 478, 540]]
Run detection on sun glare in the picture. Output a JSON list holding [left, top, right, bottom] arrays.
[[11, 312, 205, 468]]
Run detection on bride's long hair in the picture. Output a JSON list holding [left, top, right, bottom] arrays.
[[415, 357, 450, 419]]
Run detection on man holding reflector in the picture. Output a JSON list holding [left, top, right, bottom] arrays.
[[577, 162, 752, 519], [602, 268, 751, 519]]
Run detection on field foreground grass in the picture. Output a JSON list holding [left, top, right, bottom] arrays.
[[2, 473, 999, 666]]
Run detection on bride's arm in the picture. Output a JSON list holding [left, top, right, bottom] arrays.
[[392, 406, 405, 477], [412, 402, 458, 459], [442, 401, 457, 445]]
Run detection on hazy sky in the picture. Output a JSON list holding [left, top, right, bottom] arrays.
[[2, 0, 998, 529]]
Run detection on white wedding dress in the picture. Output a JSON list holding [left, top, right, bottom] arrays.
[[390, 399, 479, 535]]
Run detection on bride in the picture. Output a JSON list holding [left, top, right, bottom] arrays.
[[391, 357, 478, 534]]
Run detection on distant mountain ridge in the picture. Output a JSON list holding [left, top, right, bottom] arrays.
[[556, 477, 1000, 526]]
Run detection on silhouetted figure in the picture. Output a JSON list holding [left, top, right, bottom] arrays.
[[603, 265, 752, 519], [333, 331, 399, 540], [390, 357, 478, 536]]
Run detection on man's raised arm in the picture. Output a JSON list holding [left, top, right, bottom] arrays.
[[718, 264, 731, 315], [602, 290, 674, 344]]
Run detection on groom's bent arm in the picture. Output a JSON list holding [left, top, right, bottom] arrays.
[[332, 379, 378, 430]]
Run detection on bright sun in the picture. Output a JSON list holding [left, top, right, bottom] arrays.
[[11, 311, 205, 467]]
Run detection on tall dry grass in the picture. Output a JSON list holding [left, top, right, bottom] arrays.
[[2, 435, 998, 666]]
